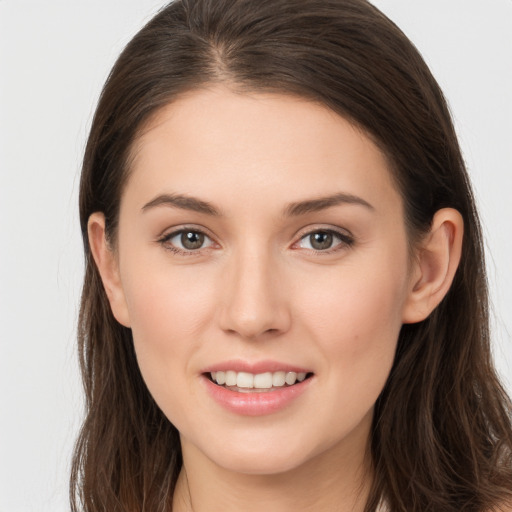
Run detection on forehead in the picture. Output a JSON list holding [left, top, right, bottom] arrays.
[[126, 86, 401, 215]]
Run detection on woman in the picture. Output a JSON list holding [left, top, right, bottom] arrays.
[[71, 0, 512, 510]]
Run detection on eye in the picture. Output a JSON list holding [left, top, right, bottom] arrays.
[[158, 228, 215, 253], [296, 229, 353, 252]]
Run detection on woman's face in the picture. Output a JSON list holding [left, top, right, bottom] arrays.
[[108, 87, 419, 474]]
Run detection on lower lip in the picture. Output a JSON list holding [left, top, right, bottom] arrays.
[[202, 375, 313, 416]]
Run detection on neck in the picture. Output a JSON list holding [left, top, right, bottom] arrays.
[[172, 415, 374, 512]]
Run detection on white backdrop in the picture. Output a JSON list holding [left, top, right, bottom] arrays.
[[0, 1, 510, 511]]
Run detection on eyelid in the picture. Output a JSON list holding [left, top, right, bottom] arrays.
[[156, 224, 354, 255], [291, 225, 355, 252], [156, 225, 218, 254]]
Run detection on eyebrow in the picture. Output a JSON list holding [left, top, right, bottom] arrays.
[[142, 193, 220, 216], [141, 191, 374, 217], [284, 192, 374, 216]]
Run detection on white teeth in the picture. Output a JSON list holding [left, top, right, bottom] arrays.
[[225, 370, 237, 386], [272, 371, 286, 387], [285, 372, 297, 385], [211, 370, 309, 388], [253, 372, 273, 389], [237, 372, 254, 388]]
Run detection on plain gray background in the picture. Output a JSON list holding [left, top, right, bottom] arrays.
[[1, 1, 511, 510]]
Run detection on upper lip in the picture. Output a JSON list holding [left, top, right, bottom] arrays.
[[201, 359, 312, 375]]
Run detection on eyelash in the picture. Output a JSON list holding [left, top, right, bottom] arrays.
[[294, 228, 355, 254], [157, 227, 215, 256], [157, 227, 355, 256]]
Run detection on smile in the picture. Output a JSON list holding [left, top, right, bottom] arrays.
[[202, 364, 314, 415], [209, 370, 310, 392]]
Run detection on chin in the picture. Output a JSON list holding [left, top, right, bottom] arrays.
[[210, 445, 313, 476], [189, 423, 340, 477]]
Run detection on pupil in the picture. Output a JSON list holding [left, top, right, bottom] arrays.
[[311, 232, 332, 250], [181, 231, 204, 250]]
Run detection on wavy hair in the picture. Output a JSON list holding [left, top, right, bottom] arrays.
[[71, 1, 512, 510]]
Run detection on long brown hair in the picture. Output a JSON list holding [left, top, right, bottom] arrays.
[[71, 1, 512, 510]]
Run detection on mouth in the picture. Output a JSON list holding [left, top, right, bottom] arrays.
[[206, 370, 314, 393], [202, 364, 314, 415]]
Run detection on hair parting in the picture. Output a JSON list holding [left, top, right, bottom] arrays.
[[72, 1, 512, 510]]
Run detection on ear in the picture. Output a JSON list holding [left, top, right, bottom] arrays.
[[402, 208, 464, 324], [87, 212, 131, 327]]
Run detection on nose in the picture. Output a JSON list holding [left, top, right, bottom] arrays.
[[218, 246, 291, 340]]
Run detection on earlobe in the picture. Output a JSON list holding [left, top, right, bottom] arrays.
[[87, 213, 131, 327], [402, 208, 464, 324]]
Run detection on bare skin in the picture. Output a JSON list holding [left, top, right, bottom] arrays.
[[89, 86, 463, 512], [173, 410, 373, 512]]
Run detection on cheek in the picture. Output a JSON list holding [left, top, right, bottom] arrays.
[[297, 255, 409, 400], [124, 260, 215, 339], [120, 262, 217, 403], [302, 265, 406, 343]]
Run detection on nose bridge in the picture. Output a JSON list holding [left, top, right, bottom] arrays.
[[219, 240, 290, 339]]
